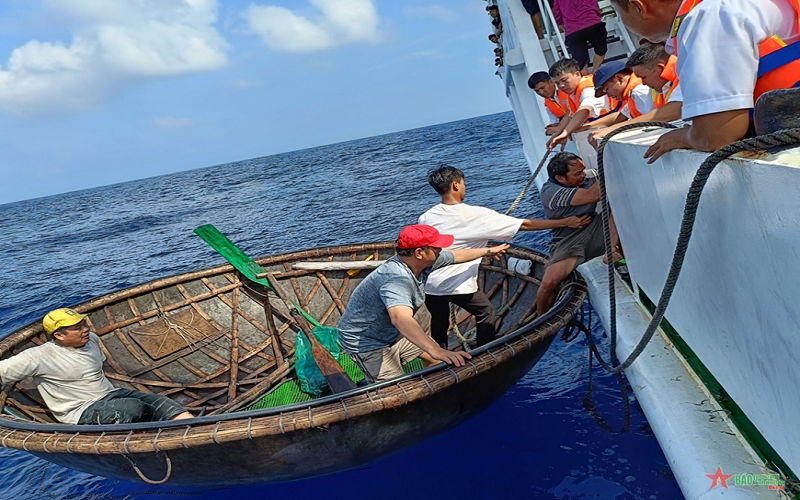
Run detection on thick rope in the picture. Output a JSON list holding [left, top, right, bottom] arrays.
[[505, 150, 553, 215], [588, 124, 800, 374], [123, 452, 173, 485]]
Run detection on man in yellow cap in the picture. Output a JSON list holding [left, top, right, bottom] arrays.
[[0, 308, 194, 425]]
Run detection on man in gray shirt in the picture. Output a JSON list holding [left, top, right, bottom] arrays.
[[338, 224, 508, 383], [0, 308, 194, 424], [536, 152, 619, 316]]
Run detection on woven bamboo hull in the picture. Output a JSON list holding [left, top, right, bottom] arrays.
[[0, 242, 585, 486], [31, 336, 552, 485]]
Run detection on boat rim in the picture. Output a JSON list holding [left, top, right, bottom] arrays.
[[0, 241, 584, 434]]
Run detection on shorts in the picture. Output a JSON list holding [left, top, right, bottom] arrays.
[[521, 0, 540, 15], [565, 22, 608, 70], [78, 388, 186, 425], [350, 337, 424, 384], [547, 215, 605, 268]]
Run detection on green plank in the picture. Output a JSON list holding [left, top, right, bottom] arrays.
[[193, 224, 321, 327]]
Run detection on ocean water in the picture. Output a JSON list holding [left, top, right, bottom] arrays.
[[0, 112, 682, 499]]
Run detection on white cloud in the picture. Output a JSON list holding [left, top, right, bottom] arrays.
[[154, 116, 195, 128], [0, 0, 228, 116], [228, 79, 263, 90], [404, 5, 459, 21], [243, 0, 382, 53]]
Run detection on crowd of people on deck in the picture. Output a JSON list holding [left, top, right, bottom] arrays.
[[0, 0, 796, 426]]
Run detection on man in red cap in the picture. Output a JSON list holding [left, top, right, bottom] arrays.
[[338, 225, 509, 383]]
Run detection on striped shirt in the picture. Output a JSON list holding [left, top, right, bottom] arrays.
[[540, 171, 598, 243]]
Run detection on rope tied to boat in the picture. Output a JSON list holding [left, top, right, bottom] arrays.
[[505, 150, 554, 215], [588, 123, 800, 374], [123, 451, 173, 485]]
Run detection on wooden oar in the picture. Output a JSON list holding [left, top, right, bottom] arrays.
[[194, 224, 355, 394], [264, 272, 356, 394]]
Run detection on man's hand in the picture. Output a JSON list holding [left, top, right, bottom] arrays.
[[430, 347, 471, 367], [563, 215, 591, 228], [545, 123, 559, 136], [548, 130, 569, 151], [644, 126, 691, 164], [588, 129, 609, 150], [488, 243, 510, 258]]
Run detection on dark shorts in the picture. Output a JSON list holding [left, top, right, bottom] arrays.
[[565, 22, 608, 69], [547, 214, 605, 268], [521, 0, 541, 15], [77, 388, 186, 425]]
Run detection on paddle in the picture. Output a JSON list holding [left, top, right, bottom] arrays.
[[193, 224, 355, 394], [193, 224, 321, 327], [264, 272, 355, 393]]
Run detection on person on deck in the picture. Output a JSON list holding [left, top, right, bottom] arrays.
[[552, 0, 609, 74], [418, 165, 590, 349], [588, 43, 683, 148], [528, 71, 571, 136], [536, 153, 620, 316], [608, 0, 800, 162], [580, 60, 656, 131], [0, 308, 195, 425], [547, 58, 617, 150], [337, 225, 509, 384]]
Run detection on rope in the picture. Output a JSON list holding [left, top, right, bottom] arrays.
[[448, 305, 474, 346], [123, 451, 173, 485], [587, 123, 800, 374], [505, 150, 554, 215]]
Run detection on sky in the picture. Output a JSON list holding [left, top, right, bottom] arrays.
[[0, 0, 511, 205]]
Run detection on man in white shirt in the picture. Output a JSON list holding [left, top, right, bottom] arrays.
[[419, 165, 590, 348], [547, 59, 616, 151], [579, 60, 657, 131], [0, 308, 194, 424], [609, 0, 800, 162]]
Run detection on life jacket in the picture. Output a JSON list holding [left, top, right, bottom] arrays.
[[668, 0, 800, 102], [621, 74, 647, 118], [545, 89, 570, 119], [567, 75, 619, 121], [650, 55, 680, 108]]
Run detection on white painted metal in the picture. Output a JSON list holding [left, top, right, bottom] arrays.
[[494, 0, 800, 494], [580, 258, 781, 499], [602, 130, 800, 477]]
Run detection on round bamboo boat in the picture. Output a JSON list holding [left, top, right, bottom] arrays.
[[0, 242, 586, 486]]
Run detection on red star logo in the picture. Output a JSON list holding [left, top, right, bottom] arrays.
[[705, 466, 735, 489]]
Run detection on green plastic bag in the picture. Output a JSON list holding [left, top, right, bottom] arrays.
[[295, 326, 343, 397]]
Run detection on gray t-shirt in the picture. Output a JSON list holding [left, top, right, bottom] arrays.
[[540, 171, 598, 244], [338, 250, 455, 353], [0, 333, 115, 424]]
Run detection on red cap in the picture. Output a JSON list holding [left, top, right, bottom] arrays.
[[396, 224, 455, 249]]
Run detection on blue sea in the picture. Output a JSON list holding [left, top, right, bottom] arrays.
[[0, 112, 682, 499]]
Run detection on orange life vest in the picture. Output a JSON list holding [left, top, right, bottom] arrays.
[[620, 74, 647, 118], [668, 0, 800, 103], [650, 55, 680, 108], [545, 89, 570, 119], [567, 76, 619, 119]]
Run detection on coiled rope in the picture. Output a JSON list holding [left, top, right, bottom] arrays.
[[587, 123, 800, 374]]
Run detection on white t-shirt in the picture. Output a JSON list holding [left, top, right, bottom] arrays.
[[667, 0, 799, 119], [0, 333, 115, 424], [573, 85, 611, 118], [621, 83, 657, 118], [546, 106, 561, 125], [418, 203, 523, 295]]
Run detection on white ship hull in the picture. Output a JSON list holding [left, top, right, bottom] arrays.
[[493, 1, 797, 498]]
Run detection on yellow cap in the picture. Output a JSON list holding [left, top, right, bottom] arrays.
[[42, 308, 87, 335]]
